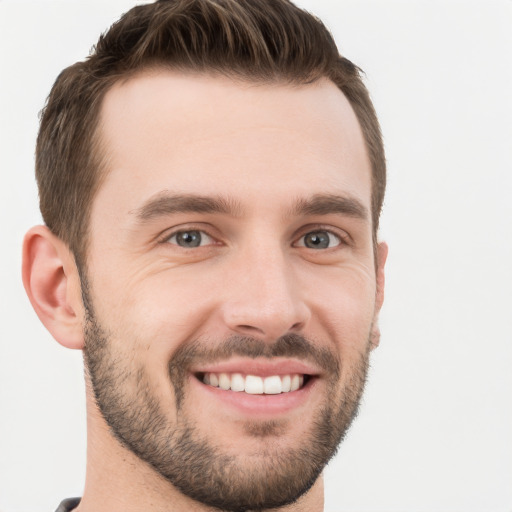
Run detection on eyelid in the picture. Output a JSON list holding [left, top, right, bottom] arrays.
[[157, 224, 220, 247], [294, 232, 341, 249], [293, 225, 351, 248], [167, 230, 214, 247]]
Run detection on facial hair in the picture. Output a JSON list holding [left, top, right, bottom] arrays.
[[82, 286, 371, 512]]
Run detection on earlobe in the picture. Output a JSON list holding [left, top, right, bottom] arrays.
[[22, 225, 85, 350], [370, 241, 388, 350]]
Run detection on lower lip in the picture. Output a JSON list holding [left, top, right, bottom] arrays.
[[190, 375, 318, 416]]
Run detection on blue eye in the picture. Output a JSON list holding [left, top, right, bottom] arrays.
[[299, 231, 341, 249], [167, 230, 213, 248]]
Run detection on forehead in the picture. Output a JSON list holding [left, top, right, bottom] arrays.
[[94, 70, 371, 218]]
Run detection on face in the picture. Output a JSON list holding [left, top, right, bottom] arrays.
[[82, 71, 385, 511]]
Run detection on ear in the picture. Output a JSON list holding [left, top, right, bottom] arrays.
[[370, 241, 388, 350], [22, 225, 85, 349]]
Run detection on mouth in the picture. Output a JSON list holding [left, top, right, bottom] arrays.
[[189, 358, 322, 416], [196, 372, 311, 395]]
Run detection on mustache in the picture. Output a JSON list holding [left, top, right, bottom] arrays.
[[168, 333, 341, 378]]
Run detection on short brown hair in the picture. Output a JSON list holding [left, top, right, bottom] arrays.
[[36, 0, 385, 266]]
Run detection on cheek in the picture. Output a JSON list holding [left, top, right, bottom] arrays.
[[312, 273, 375, 396], [88, 251, 377, 364], [92, 267, 220, 360], [85, 272, 209, 413], [308, 267, 377, 351]]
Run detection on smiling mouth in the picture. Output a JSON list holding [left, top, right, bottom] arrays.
[[196, 372, 311, 395]]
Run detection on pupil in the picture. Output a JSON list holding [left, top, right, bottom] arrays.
[[177, 231, 201, 247], [305, 232, 329, 249]]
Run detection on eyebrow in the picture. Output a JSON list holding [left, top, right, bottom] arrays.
[[133, 191, 369, 223], [292, 194, 369, 221], [133, 192, 243, 221]]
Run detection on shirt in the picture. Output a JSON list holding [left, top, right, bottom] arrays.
[[55, 498, 81, 512]]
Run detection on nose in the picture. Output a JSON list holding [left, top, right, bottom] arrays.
[[219, 243, 311, 342]]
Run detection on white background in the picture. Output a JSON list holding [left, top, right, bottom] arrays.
[[1, 1, 511, 511]]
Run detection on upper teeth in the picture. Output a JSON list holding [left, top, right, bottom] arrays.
[[203, 373, 305, 394]]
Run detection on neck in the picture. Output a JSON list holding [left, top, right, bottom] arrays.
[[75, 391, 324, 512]]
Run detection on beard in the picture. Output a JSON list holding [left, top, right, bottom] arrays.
[[82, 285, 371, 512]]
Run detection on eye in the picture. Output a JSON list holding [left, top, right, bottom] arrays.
[[166, 230, 214, 248], [296, 230, 342, 250]]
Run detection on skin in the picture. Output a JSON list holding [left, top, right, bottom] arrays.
[[23, 71, 387, 512]]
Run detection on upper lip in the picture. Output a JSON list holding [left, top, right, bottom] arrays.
[[191, 357, 322, 377]]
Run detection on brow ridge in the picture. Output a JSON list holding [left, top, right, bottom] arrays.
[[134, 192, 243, 221], [133, 191, 368, 223], [292, 193, 369, 221]]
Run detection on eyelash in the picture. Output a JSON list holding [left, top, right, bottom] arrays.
[[157, 224, 218, 247], [165, 229, 215, 248], [299, 225, 351, 249], [294, 230, 343, 249], [158, 225, 350, 249]]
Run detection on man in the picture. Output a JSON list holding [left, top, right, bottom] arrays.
[[22, 0, 387, 510]]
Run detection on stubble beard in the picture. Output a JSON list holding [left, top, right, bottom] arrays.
[[82, 287, 371, 512]]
